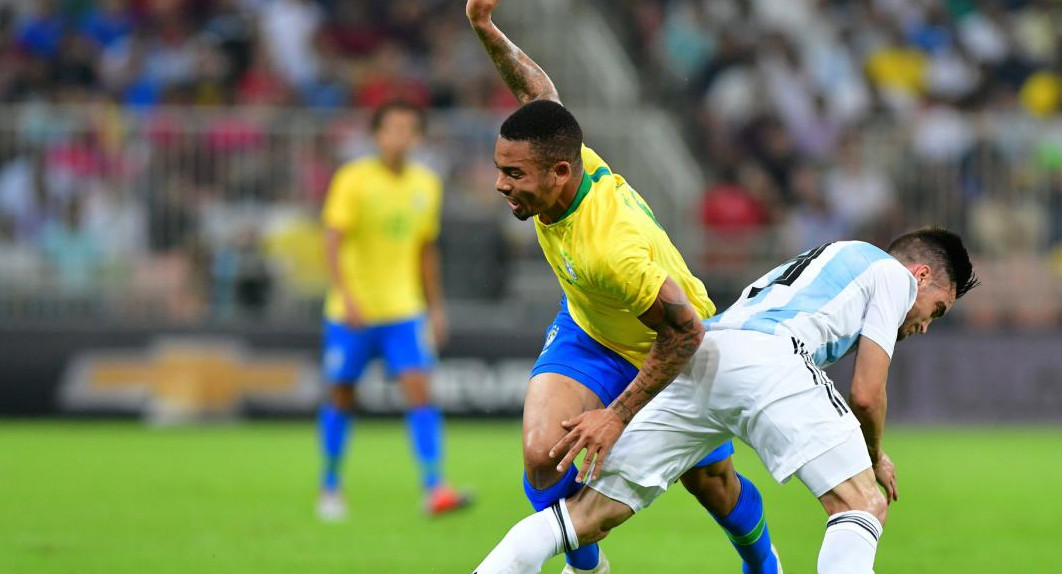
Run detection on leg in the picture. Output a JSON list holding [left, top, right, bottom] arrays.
[[320, 384, 357, 492], [680, 450, 781, 574], [384, 316, 470, 514], [474, 486, 634, 574], [788, 429, 883, 574], [522, 372, 606, 571], [318, 321, 374, 503], [816, 468, 886, 574]]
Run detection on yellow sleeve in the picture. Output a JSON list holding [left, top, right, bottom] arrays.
[[422, 172, 443, 242], [581, 145, 609, 175], [322, 163, 361, 231], [597, 222, 668, 317]]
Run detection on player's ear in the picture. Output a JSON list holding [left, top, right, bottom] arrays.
[[914, 264, 931, 287], [551, 160, 572, 185]]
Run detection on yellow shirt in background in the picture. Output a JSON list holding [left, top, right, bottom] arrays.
[[535, 146, 715, 367], [322, 157, 442, 324]]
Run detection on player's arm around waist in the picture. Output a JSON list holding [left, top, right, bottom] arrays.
[[466, 0, 561, 104], [609, 276, 706, 424]]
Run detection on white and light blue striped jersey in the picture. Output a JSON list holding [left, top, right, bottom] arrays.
[[704, 241, 917, 366]]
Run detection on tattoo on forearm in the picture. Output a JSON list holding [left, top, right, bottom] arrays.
[[610, 300, 702, 424], [473, 24, 559, 104]]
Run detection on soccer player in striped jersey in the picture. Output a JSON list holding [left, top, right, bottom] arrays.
[[317, 101, 470, 520], [475, 229, 978, 574], [467, 1, 779, 572]]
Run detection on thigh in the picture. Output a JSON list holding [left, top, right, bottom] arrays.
[[322, 321, 377, 385], [530, 305, 639, 406], [379, 315, 434, 377], [709, 331, 862, 486], [796, 428, 873, 499], [590, 371, 732, 513], [818, 467, 885, 521], [523, 372, 605, 469]]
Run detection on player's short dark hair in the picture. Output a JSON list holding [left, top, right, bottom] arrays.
[[887, 227, 980, 298], [499, 100, 583, 169], [371, 100, 426, 133]]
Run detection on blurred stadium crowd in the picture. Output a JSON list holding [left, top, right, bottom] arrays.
[[0, 0, 1061, 329], [606, 0, 1062, 326]]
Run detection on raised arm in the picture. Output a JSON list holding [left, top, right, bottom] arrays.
[[466, 0, 561, 104], [850, 335, 898, 502], [550, 277, 705, 482]]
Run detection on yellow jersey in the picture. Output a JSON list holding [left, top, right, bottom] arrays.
[[322, 156, 442, 324], [535, 146, 715, 367]]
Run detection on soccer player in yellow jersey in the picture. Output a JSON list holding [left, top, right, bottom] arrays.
[[467, 1, 780, 572], [317, 101, 470, 520]]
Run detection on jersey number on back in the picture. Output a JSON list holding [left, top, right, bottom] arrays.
[[747, 242, 834, 298]]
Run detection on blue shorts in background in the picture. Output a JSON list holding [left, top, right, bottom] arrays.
[[531, 299, 737, 467], [322, 315, 434, 384]]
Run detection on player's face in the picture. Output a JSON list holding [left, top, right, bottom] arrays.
[[493, 137, 564, 221], [897, 274, 956, 341], [374, 110, 422, 160]]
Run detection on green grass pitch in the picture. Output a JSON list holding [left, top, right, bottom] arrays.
[[1, 420, 1059, 572]]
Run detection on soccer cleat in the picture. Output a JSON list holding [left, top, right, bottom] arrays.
[[560, 550, 610, 574], [316, 490, 348, 522], [424, 484, 473, 517]]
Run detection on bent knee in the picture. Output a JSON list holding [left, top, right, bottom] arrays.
[[523, 443, 563, 489], [864, 490, 888, 526], [330, 386, 356, 410], [567, 491, 632, 546]]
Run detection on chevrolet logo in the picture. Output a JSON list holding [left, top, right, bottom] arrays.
[[59, 338, 319, 424]]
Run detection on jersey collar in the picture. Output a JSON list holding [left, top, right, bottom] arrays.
[[555, 171, 591, 222]]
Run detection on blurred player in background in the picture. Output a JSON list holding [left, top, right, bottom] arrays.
[[467, 1, 779, 572], [475, 229, 978, 574], [317, 101, 471, 520]]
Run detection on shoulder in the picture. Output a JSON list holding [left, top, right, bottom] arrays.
[[334, 157, 376, 180], [409, 162, 443, 189], [580, 145, 611, 176]]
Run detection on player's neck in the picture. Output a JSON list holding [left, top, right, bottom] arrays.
[[379, 154, 407, 175], [539, 168, 584, 225]]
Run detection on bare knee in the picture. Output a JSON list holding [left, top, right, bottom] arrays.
[[330, 386, 356, 410], [523, 438, 562, 489], [680, 458, 741, 517], [820, 471, 889, 526], [566, 489, 633, 546], [399, 370, 431, 408]]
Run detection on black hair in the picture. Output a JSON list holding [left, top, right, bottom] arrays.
[[371, 100, 426, 133], [499, 100, 583, 169], [887, 227, 980, 298]]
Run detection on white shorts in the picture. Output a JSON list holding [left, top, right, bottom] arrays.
[[589, 329, 872, 511]]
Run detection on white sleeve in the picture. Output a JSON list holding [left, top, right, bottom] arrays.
[[860, 260, 917, 358]]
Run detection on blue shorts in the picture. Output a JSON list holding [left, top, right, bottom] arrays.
[[322, 316, 434, 384], [531, 300, 734, 467]]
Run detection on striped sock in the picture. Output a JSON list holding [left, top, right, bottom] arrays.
[[473, 500, 578, 574], [711, 474, 778, 574], [819, 510, 882, 574]]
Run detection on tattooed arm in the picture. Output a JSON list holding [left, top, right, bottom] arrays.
[[466, 0, 561, 104], [550, 277, 705, 482], [610, 278, 705, 424]]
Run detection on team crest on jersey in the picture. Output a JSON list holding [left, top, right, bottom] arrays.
[[412, 192, 427, 211], [540, 325, 559, 355], [559, 249, 578, 284]]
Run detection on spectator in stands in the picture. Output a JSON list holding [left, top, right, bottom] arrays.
[[783, 162, 851, 252], [823, 131, 898, 238], [39, 195, 102, 294]]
